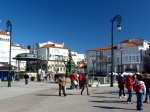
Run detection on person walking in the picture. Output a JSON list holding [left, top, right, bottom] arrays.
[[58, 74, 67, 97], [24, 73, 29, 85], [81, 73, 89, 95], [143, 73, 150, 103], [135, 75, 146, 110], [118, 74, 126, 98], [70, 71, 76, 90], [58, 74, 62, 96], [126, 73, 134, 104]]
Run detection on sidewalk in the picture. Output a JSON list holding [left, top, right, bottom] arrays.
[[0, 80, 55, 100], [0, 80, 149, 112]]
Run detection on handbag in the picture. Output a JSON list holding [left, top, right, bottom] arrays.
[[74, 80, 78, 85]]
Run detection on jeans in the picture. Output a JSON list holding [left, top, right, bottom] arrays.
[[145, 87, 150, 101], [136, 93, 144, 109], [119, 87, 125, 97], [79, 80, 82, 89], [81, 84, 89, 94], [127, 90, 132, 102], [71, 80, 75, 89], [25, 79, 28, 85]]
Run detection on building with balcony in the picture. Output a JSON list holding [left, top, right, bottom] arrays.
[[86, 38, 150, 75], [27, 41, 86, 74]]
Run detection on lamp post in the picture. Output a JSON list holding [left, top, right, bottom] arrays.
[[6, 20, 12, 87], [110, 15, 122, 87]]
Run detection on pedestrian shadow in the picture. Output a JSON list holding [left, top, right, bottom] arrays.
[[35, 93, 78, 96], [93, 106, 135, 111], [90, 100, 127, 104], [35, 93, 58, 96], [66, 93, 79, 95], [90, 95, 117, 99], [93, 91, 119, 95]]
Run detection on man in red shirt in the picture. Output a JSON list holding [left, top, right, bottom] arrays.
[[70, 71, 76, 90], [78, 72, 83, 89]]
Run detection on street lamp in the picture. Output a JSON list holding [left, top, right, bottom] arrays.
[[6, 20, 12, 87], [110, 15, 122, 87]]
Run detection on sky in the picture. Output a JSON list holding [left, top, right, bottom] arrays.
[[0, 0, 150, 54]]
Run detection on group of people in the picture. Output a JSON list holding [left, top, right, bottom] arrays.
[[58, 71, 90, 97], [70, 71, 90, 95], [118, 72, 150, 111]]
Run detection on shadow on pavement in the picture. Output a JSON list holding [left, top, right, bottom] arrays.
[[35, 94, 58, 96], [90, 100, 127, 104], [92, 90, 119, 95], [93, 106, 135, 111], [90, 95, 117, 98]]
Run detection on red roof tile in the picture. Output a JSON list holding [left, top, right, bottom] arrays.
[[123, 42, 138, 48], [40, 43, 68, 49], [0, 30, 7, 35]]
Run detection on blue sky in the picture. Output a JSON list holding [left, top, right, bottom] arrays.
[[0, 0, 150, 54]]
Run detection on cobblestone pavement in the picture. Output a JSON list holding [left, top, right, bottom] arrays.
[[0, 80, 149, 112]]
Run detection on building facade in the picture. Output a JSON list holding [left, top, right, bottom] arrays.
[[27, 41, 86, 74], [0, 30, 30, 71], [86, 38, 150, 75], [0, 30, 9, 66]]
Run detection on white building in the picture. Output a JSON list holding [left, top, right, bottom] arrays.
[[86, 38, 150, 75], [28, 41, 86, 74], [0, 30, 30, 71], [0, 30, 9, 66]]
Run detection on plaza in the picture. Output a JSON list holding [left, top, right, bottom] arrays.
[[0, 80, 149, 112]]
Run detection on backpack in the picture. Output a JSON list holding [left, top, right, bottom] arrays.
[[133, 82, 142, 93]]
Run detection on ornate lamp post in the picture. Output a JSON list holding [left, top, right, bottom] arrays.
[[110, 15, 122, 87], [6, 20, 12, 87]]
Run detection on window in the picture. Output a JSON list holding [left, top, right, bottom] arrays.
[[129, 56, 131, 60], [126, 56, 128, 62], [136, 56, 139, 62]]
